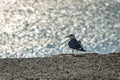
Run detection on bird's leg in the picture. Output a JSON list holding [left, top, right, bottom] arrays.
[[72, 49, 74, 54], [77, 49, 79, 53]]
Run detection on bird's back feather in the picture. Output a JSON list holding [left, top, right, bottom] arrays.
[[68, 38, 86, 52]]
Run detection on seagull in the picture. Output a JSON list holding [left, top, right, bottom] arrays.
[[66, 34, 86, 53]]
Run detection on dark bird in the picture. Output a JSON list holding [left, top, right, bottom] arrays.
[[66, 34, 86, 53]]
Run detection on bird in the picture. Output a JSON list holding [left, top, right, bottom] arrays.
[[66, 34, 86, 53]]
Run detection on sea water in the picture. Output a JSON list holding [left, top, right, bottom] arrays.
[[0, 0, 120, 58]]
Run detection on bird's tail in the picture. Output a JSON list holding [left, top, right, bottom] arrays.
[[82, 49, 86, 52], [79, 48, 86, 52]]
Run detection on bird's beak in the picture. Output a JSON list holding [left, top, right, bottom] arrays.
[[65, 35, 70, 38]]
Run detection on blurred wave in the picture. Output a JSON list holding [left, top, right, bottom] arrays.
[[0, 0, 120, 58]]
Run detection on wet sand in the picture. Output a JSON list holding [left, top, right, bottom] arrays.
[[0, 52, 120, 80]]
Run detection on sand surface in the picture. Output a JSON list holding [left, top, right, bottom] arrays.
[[0, 52, 120, 80]]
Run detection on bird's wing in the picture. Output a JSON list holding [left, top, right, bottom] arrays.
[[69, 38, 81, 49]]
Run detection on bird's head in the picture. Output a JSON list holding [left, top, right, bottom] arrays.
[[65, 34, 75, 39]]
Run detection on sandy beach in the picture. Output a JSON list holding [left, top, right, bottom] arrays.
[[0, 52, 120, 80]]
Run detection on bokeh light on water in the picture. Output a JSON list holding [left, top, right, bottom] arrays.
[[0, 0, 120, 58]]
